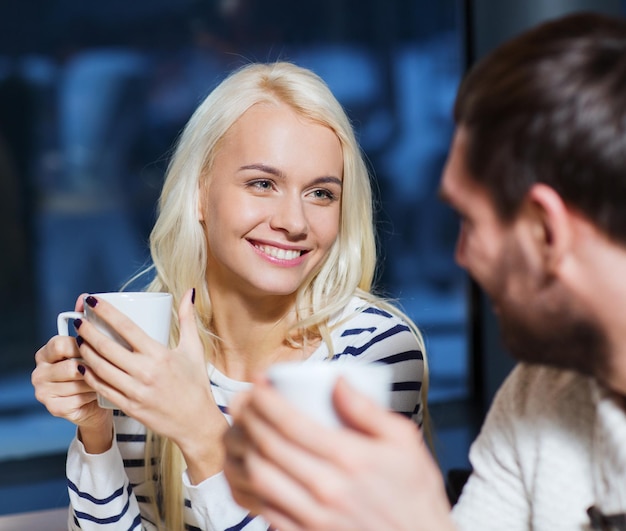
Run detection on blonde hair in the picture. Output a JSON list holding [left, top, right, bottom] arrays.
[[139, 61, 428, 529]]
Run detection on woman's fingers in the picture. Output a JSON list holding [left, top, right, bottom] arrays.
[[176, 288, 204, 361], [74, 292, 88, 312], [78, 295, 156, 359], [73, 296, 157, 381], [32, 318, 115, 428], [33, 365, 94, 407], [43, 386, 99, 419], [32, 349, 101, 422], [77, 335, 139, 409], [32, 338, 86, 407], [35, 335, 81, 365], [77, 289, 203, 376], [76, 320, 136, 376], [75, 289, 217, 442]]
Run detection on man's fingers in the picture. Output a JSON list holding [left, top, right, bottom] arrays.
[[240, 381, 351, 461], [238, 391, 333, 478], [229, 390, 250, 419], [232, 386, 373, 513], [223, 423, 250, 462], [238, 444, 327, 529], [333, 377, 421, 444], [223, 439, 265, 515]]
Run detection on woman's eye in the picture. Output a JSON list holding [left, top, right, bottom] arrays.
[[310, 189, 337, 201], [248, 179, 273, 191]]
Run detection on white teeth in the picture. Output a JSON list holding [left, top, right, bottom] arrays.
[[256, 244, 302, 260]]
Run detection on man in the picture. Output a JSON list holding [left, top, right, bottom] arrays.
[[223, 12, 626, 530]]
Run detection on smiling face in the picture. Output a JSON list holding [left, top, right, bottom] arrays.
[[198, 102, 343, 301], [439, 129, 523, 318], [440, 127, 608, 377]]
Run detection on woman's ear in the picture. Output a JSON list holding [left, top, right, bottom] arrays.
[[525, 183, 573, 272], [197, 185, 205, 222]]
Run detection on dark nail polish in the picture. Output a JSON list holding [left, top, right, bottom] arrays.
[[76, 336, 84, 347], [77, 364, 86, 376], [85, 296, 98, 308], [191, 288, 196, 304], [73, 318, 82, 330]]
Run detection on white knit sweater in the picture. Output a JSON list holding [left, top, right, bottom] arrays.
[[452, 363, 626, 530]]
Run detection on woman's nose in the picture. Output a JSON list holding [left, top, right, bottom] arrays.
[[270, 196, 308, 237]]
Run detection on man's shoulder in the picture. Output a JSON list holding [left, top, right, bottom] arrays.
[[456, 364, 600, 530], [494, 363, 597, 420], [506, 362, 591, 391]]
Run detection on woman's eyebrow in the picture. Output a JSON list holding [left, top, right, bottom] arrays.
[[239, 164, 342, 187], [311, 176, 343, 188], [239, 163, 284, 177]]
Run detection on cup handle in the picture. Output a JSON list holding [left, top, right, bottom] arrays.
[[57, 311, 83, 336]]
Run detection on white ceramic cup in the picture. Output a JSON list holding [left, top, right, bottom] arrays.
[[57, 291, 173, 409], [267, 361, 392, 428]]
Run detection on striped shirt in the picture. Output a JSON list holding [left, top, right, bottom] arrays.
[[66, 296, 425, 530]]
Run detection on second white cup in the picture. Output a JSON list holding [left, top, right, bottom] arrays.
[[267, 361, 392, 428]]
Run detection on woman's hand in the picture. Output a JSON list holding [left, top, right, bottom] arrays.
[[32, 294, 113, 452], [224, 378, 455, 531], [73, 289, 228, 482]]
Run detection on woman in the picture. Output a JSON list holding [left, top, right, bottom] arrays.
[[32, 62, 427, 531]]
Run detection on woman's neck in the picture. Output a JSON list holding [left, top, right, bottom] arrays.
[[207, 289, 314, 381]]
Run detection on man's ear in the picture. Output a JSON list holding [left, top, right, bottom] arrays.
[[525, 183, 573, 272]]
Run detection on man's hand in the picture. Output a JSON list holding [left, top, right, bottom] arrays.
[[224, 376, 455, 531]]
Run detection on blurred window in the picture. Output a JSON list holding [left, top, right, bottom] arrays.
[[0, 0, 466, 514]]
